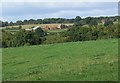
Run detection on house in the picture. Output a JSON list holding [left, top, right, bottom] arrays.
[[44, 25, 57, 30], [101, 19, 105, 24], [25, 26, 41, 31], [25, 28, 32, 31], [43, 24, 66, 30], [32, 26, 40, 30], [101, 19, 108, 25]]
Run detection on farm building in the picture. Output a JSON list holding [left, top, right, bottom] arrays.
[[24, 24, 72, 31], [101, 19, 106, 24], [43, 24, 66, 30], [25, 28, 32, 31], [25, 26, 41, 31], [32, 26, 40, 30]]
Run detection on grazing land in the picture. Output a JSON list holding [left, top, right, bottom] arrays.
[[2, 39, 118, 81]]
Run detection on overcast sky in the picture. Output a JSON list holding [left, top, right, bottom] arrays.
[[1, 1, 118, 22]]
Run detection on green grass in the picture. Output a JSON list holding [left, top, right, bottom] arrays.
[[47, 28, 68, 33], [2, 39, 118, 81]]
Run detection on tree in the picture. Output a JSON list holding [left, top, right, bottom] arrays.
[[28, 19, 35, 24], [85, 17, 93, 24], [9, 21, 14, 26], [35, 28, 47, 43], [2, 30, 13, 47], [23, 20, 28, 24], [36, 19, 42, 24], [35, 28, 46, 37], [16, 20, 23, 25], [4, 21, 9, 26], [74, 20, 85, 26], [104, 20, 113, 27], [75, 16, 82, 22], [89, 19, 98, 26]]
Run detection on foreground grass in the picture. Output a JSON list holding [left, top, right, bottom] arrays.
[[2, 39, 118, 81]]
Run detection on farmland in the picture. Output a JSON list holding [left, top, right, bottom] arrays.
[[2, 38, 118, 81], [1, 23, 73, 29], [1, 23, 73, 34]]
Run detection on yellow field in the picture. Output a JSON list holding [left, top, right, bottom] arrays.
[[1, 23, 73, 29]]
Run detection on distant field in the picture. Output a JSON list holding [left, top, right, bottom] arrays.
[[1, 23, 73, 33], [2, 39, 118, 81], [1, 23, 73, 29]]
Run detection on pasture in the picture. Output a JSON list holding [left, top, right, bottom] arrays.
[[2, 39, 118, 81]]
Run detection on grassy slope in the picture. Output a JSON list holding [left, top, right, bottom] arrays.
[[2, 39, 118, 81]]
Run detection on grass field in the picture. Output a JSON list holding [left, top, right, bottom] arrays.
[[2, 39, 118, 81]]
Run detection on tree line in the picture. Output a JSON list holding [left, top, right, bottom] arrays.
[[2, 22, 119, 48], [0, 16, 118, 27]]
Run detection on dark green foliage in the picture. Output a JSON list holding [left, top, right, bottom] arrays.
[[67, 26, 93, 41], [89, 19, 98, 26], [74, 20, 85, 26], [2, 28, 46, 48], [85, 17, 93, 24], [35, 28, 46, 37], [16, 20, 23, 25], [0, 16, 118, 27], [104, 20, 113, 27], [1, 16, 119, 48], [0, 21, 9, 27], [2, 30, 13, 47], [67, 23, 119, 42], [75, 16, 82, 22], [9, 21, 14, 26]]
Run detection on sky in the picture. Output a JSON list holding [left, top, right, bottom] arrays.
[[1, 0, 119, 22]]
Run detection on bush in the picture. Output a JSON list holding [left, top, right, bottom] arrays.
[[24, 43, 30, 46], [43, 34, 67, 44], [2, 28, 46, 48]]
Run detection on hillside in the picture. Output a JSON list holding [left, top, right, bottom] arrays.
[[2, 39, 118, 81]]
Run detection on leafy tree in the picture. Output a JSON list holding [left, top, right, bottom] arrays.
[[74, 20, 85, 26], [89, 19, 98, 26], [85, 17, 93, 24], [9, 21, 14, 26], [35, 28, 47, 37], [23, 20, 28, 24], [104, 20, 113, 27], [36, 19, 42, 24], [2, 30, 13, 47], [28, 19, 36, 24], [75, 16, 82, 22], [16, 20, 23, 25]]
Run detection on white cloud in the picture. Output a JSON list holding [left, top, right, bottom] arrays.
[[1, 0, 120, 2], [1, 1, 118, 22]]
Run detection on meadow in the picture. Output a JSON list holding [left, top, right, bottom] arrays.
[[2, 38, 118, 81]]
